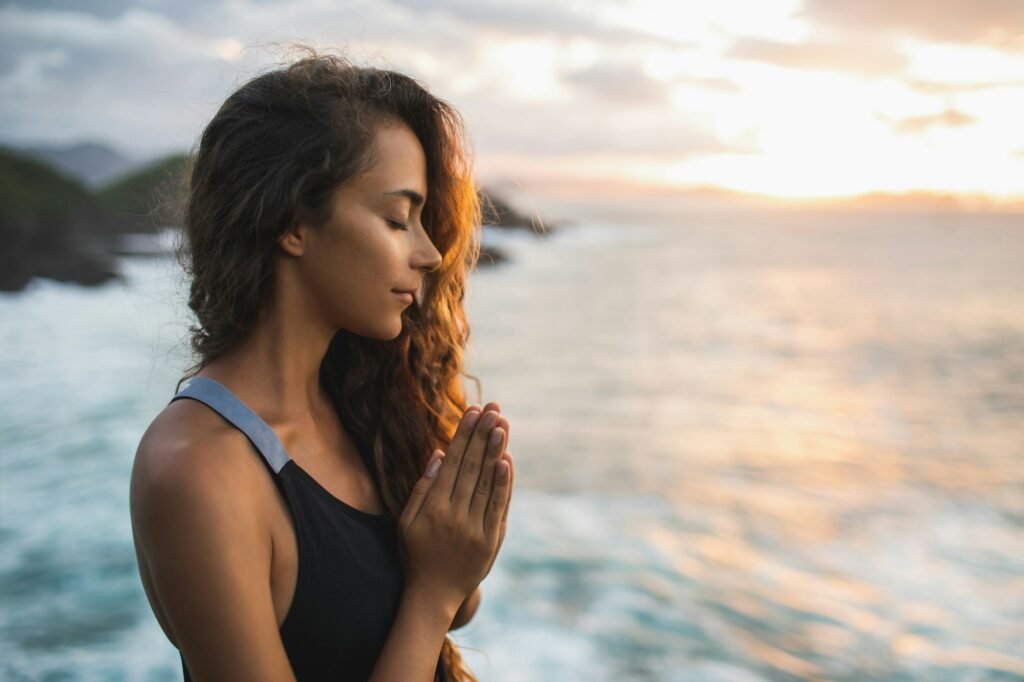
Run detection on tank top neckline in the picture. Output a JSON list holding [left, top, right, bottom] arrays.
[[285, 459, 391, 523], [175, 375, 391, 523]]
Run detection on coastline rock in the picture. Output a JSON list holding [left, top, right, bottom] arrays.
[[0, 144, 554, 291], [0, 147, 126, 292], [479, 188, 556, 236], [476, 243, 509, 267]]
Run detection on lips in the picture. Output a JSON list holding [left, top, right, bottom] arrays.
[[392, 290, 415, 305]]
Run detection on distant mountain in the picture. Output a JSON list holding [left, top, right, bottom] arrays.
[[787, 190, 1024, 213], [98, 153, 190, 232], [0, 147, 125, 291], [663, 186, 977, 212], [517, 177, 1024, 215], [16, 142, 139, 188]]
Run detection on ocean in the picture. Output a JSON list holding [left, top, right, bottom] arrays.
[[2, 209, 1022, 681]]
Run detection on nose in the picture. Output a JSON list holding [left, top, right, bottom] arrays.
[[413, 228, 443, 273]]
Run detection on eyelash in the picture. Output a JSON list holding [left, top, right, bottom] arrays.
[[387, 218, 409, 231]]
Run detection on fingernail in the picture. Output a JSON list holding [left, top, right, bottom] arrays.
[[489, 427, 504, 446], [425, 458, 442, 479], [466, 411, 480, 427]]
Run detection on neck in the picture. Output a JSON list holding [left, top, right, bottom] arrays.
[[198, 266, 336, 420]]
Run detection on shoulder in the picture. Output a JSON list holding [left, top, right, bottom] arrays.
[[130, 397, 271, 543], [129, 398, 296, 679]]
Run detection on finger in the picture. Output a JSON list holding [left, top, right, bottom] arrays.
[[468, 426, 506, 519], [452, 409, 500, 508], [478, 406, 511, 458], [486, 453, 514, 578], [400, 449, 445, 528], [493, 453, 513, 556], [484, 454, 511, 537], [479, 403, 502, 439], [479, 401, 508, 438], [500, 451, 514, 529], [429, 407, 481, 505], [495, 415, 510, 449]]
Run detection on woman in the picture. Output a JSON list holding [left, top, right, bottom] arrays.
[[129, 51, 515, 682]]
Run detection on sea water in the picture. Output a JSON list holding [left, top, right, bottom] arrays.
[[1, 210, 1022, 681]]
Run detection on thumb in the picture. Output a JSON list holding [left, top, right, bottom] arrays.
[[400, 450, 445, 528]]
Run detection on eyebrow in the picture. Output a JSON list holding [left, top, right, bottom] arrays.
[[383, 189, 425, 208]]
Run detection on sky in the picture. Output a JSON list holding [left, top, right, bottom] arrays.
[[2, 0, 1024, 205]]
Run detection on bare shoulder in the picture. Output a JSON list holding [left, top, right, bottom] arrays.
[[130, 397, 273, 576], [129, 398, 294, 680], [130, 397, 275, 550], [132, 398, 265, 509]]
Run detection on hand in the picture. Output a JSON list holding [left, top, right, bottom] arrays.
[[398, 402, 514, 608], [433, 403, 515, 596], [425, 403, 515, 623]]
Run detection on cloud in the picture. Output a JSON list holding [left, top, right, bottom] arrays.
[[0, 1, 478, 155], [5, 0, 1019, 202], [455, 91, 740, 161], [799, 0, 1024, 50], [9, 0, 175, 20], [904, 77, 1024, 94], [727, 36, 908, 77], [879, 108, 976, 134], [562, 61, 742, 105], [392, 0, 595, 33], [0, 0, 695, 162], [563, 61, 669, 106], [674, 75, 741, 92], [8, 0, 209, 22], [0, 5, 241, 154], [387, 0, 683, 46]]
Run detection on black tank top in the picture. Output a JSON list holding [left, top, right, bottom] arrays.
[[170, 377, 446, 681]]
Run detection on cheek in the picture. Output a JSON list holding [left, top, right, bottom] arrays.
[[304, 227, 406, 334], [336, 232, 401, 292]]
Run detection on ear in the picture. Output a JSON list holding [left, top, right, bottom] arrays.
[[278, 219, 307, 257]]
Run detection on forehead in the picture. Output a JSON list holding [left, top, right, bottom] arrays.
[[353, 123, 427, 198]]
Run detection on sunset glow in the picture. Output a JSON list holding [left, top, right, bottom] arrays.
[[1, 0, 1023, 207]]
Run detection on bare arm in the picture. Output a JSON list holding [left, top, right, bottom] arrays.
[[367, 584, 460, 681], [449, 586, 482, 631], [130, 431, 297, 682]]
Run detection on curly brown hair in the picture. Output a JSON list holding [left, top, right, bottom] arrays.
[[178, 48, 482, 681]]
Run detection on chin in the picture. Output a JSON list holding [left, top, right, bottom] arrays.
[[355, 319, 404, 341]]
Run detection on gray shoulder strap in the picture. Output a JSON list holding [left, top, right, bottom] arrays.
[[171, 376, 291, 474]]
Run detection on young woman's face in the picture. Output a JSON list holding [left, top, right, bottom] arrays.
[[292, 122, 443, 340]]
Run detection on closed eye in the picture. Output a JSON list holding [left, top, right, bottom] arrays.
[[386, 218, 409, 231]]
